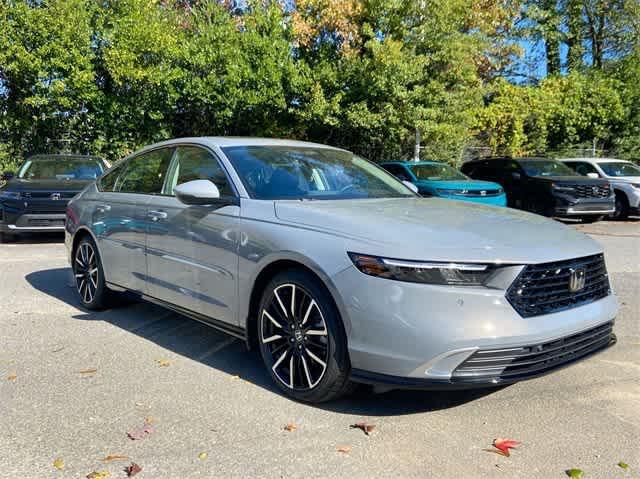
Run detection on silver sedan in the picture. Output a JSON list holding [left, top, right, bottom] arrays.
[[65, 138, 618, 402]]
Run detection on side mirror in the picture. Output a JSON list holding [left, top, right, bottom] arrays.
[[511, 172, 521, 180], [1, 171, 15, 181], [174, 180, 222, 205], [402, 180, 419, 194], [586, 172, 599, 179]]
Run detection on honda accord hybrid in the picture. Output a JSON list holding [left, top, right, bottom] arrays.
[[65, 138, 618, 402]]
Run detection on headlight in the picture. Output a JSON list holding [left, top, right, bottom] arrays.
[[435, 188, 467, 196], [551, 183, 575, 192], [0, 191, 21, 200], [348, 253, 495, 286]]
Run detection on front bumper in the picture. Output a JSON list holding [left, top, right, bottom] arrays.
[[437, 193, 507, 207], [332, 266, 618, 388], [552, 195, 615, 216], [0, 202, 67, 233]]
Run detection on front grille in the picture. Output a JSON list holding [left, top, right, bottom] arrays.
[[23, 191, 77, 199], [27, 218, 65, 227], [506, 254, 610, 318], [458, 189, 502, 197], [452, 321, 614, 381], [573, 183, 611, 198]]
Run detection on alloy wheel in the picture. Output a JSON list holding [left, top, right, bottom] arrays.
[[260, 283, 329, 390], [74, 242, 99, 304]]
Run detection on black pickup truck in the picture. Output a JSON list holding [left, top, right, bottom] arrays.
[[461, 157, 615, 222], [0, 154, 109, 242]]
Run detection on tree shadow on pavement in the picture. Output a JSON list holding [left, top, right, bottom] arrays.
[[26, 267, 504, 416]]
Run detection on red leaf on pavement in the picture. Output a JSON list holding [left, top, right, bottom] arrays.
[[492, 438, 520, 457], [283, 423, 297, 432], [337, 446, 352, 453], [127, 422, 155, 440], [125, 463, 142, 477], [350, 422, 376, 436]]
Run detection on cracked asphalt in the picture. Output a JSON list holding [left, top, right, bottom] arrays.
[[1, 219, 638, 478]]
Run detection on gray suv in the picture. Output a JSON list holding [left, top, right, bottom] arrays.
[[65, 138, 618, 402]]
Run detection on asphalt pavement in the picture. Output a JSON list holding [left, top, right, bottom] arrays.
[[1, 220, 638, 478]]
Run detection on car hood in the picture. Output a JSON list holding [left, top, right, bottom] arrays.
[[3, 178, 92, 192], [530, 176, 609, 185], [415, 179, 501, 190], [605, 176, 640, 183], [274, 198, 602, 263]]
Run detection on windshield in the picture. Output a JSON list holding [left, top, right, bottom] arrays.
[[597, 162, 640, 177], [411, 163, 467, 181], [18, 158, 104, 180], [519, 160, 577, 177], [222, 146, 415, 200]]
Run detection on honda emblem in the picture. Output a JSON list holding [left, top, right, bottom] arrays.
[[568, 267, 586, 292]]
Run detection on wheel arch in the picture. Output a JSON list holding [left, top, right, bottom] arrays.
[[70, 227, 100, 264], [244, 254, 351, 350]]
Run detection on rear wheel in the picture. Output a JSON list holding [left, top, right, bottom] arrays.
[[257, 269, 353, 403], [73, 236, 114, 310]]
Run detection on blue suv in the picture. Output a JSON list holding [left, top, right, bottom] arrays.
[[381, 161, 507, 207]]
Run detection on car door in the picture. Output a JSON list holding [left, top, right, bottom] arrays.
[[94, 148, 174, 293], [144, 145, 240, 327]]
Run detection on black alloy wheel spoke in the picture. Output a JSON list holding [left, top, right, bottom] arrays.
[[261, 283, 329, 390]]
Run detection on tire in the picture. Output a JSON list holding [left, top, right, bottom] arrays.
[[611, 193, 629, 220], [579, 215, 604, 224], [72, 236, 114, 310], [0, 232, 15, 243], [257, 269, 353, 403]]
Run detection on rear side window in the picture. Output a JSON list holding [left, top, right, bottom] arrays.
[[570, 162, 598, 176], [165, 146, 234, 196], [117, 148, 174, 194], [382, 164, 411, 181]]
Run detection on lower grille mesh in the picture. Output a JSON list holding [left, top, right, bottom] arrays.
[[453, 321, 614, 381]]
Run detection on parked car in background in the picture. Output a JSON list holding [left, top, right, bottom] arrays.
[[380, 161, 506, 207], [461, 157, 615, 222], [560, 158, 640, 220], [0, 154, 108, 242], [66, 138, 617, 403]]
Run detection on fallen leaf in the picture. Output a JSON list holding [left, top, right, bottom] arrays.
[[102, 455, 129, 462], [565, 469, 584, 478], [337, 446, 352, 453], [350, 422, 376, 436], [198, 452, 208, 460], [144, 416, 155, 424], [86, 471, 110, 479], [284, 423, 297, 432], [492, 438, 520, 457], [52, 346, 65, 353], [156, 359, 170, 367], [53, 458, 64, 470], [124, 463, 142, 477], [230, 374, 240, 380], [618, 461, 629, 469], [127, 421, 155, 440], [78, 368, 97, 375], [7, 374, 17, 381]]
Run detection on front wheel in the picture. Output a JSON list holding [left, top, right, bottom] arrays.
[[257, 269, 353, 403], [611, 194, 629, 220], [72, 236, 114, 310]]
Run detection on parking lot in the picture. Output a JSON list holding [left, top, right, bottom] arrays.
[[1, 220, 638, 479]]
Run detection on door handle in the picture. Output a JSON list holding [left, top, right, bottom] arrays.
[[148, 210, 168, 221], [95, 204, 111, 213]]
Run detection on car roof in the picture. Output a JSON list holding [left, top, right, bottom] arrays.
[[135, 137, 348, 154], [27, 154, 105, 161], [381, 161, 444, 166], [560, 158, 627, 163]]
